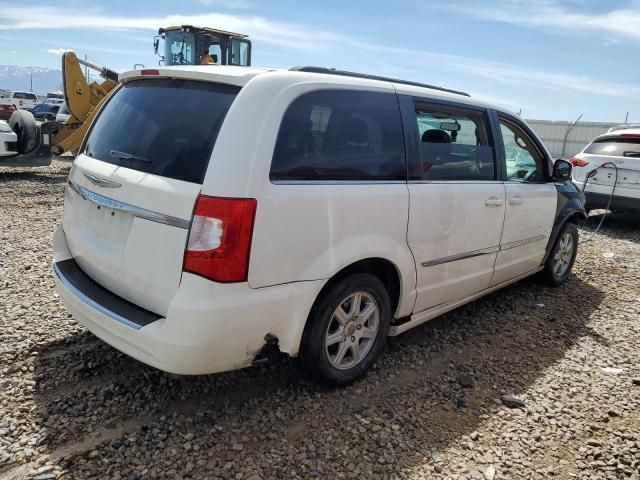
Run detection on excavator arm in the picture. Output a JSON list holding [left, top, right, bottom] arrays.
[[52, 52, 119, 155]]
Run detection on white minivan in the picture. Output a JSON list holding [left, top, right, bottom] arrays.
[[53, 65, 586, 385]]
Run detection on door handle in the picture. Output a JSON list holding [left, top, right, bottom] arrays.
[[509, 196, 524, 205], [485, 197, 504, 207]]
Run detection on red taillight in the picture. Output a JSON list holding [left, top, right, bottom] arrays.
[[140, 69, 160, 76], [183, 195, 257, 283], [570, 157, 589, 167]]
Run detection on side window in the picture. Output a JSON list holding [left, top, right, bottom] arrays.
[[270, 90, 405, 181], [499, 119, 546, 182], [414, 105, 495, 181]]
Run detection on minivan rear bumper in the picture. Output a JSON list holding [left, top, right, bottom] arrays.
[[53, 226, 322, 375]]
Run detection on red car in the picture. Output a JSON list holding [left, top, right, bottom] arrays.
[[0, 103, 16, 121]]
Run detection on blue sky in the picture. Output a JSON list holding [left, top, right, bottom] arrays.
[[0, 0, 639, 122]]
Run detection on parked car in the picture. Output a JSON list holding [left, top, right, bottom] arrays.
[[0, 120, 18, 157], [571, 128, 640, 213], [55, 102, 71, 123], [0, 102, 16, 120], [52, 66, 585, 385], [42, 98, 64, 106], [0, 91, 38, 110], [607, 124, 640, 133], [30, 103, 60, 121]]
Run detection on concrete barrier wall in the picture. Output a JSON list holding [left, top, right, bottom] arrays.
[[525, 119, 620, 159]]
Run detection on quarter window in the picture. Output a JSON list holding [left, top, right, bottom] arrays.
[[499, 119, 546, 182], [270, 90, 405, 181], [414, 105, 495, 181]]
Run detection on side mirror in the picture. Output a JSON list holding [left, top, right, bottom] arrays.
[[153, 36, 160, 55], [553, 159, 573, 181]]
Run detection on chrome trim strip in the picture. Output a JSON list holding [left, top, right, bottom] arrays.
[[68, 180, 190, 229], [53, 263, 142, 330], [500, 235, 547, 251], [408, 180, 502, 185], [270, 180, 406, 185], [421, 246, 499, 267], [83, 171, 122, 188], [421, 235, 548, 267]]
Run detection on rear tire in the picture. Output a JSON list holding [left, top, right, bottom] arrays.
[[8, 110, 38, 154], [542, 222, 578, 286], [300, 273, 391, 386]]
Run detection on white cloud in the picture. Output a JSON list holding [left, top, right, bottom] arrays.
[[449, 0, 640, 41], [10, 50, 16, 54], [46, 48, 73, 55]]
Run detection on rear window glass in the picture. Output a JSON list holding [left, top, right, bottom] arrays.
[[84, 79, 239, 184], [270, 90, 405, 181], [584, 137, 640, 157], [14, 92, 37, 100]]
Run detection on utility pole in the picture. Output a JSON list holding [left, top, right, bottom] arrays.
[[625, 112, 629, 124], [29, 72, 33, 92]]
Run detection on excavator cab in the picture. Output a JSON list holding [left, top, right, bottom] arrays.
[[155, 25, 251, 66]]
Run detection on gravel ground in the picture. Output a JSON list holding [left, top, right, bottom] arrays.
[[1, 160, 639, 480]]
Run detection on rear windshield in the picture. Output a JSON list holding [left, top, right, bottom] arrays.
[[584, 137, 640, 158], [14, 92, 37, 100], [84, 78, 239, 184]]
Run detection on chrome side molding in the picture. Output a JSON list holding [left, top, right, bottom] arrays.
[[421, 246, 499, 268], [421, 235, 547, 268], [67, 180, 190, 229]]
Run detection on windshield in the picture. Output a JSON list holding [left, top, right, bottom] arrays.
[[164, 31, 196, 65], [84, 78, 239, 184], [584, 137, 640, 158]]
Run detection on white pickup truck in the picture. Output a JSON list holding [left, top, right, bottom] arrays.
[[0, 91, 38, 110]]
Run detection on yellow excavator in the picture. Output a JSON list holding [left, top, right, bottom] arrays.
[[1, 26, 252, 167]]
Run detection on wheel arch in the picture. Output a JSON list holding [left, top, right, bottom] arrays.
[[543, 195, 586, 264], [314, 257, 403, 317]]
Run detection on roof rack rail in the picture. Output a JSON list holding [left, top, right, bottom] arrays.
[[290, 66, 470, 97]]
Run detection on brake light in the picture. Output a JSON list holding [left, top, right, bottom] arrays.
[[140, 69, 160, 76], [569, 157, 589, 167], [183, 195, 257, 282]]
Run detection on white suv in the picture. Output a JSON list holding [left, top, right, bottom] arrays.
[[53, 66, 585, 385], [571, 128, 640, 214]]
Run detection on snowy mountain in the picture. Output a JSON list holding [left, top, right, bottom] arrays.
[[0, 65, 63, 95]]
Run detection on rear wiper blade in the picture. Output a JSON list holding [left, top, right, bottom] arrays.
[[623, 151, 640, 158], [110, 150, 151, 164]]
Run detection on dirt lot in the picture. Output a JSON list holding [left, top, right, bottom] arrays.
[[1, 160, 639, 480]]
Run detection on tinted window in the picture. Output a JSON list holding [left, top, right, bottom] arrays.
[[270, 90, 405, 181], [584, 137, 640, 157], [499, 119, 546, 182], [414, 105, 495, 181], [84, 79, 239, 184]]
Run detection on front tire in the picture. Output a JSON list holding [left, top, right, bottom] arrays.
[[542, 222, 578, 286], [300, 273, 391, 386]]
